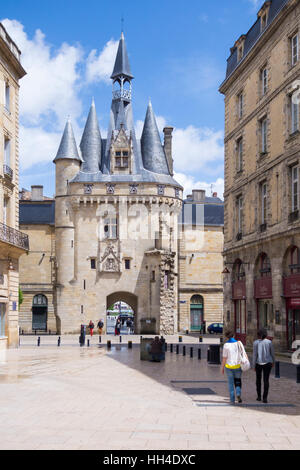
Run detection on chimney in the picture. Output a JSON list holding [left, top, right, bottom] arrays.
[[163, 127, 174, 176], [31, 185, 44, 201], [213, 192, 218, 198], [192, 189, 206, 202]]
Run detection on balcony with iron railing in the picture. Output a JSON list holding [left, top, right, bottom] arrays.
[[0, 222, 29, 251], [3, 164, 13, 179]]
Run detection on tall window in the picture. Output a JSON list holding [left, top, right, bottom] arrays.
[[233, 260, 245, 282], [291, 97, 299, 134], [292, 165, 299, 212], [259, 253, 271, 278], [237, 137, 243, 172], [237, 196, 243, 234], [4, 83, 10, 112], [261, 182, 267, 225], [115, 150, 129, 169], [261, 68, 268, 96], [0, 303, 6, 337], [237, 92, 244, 119], [292, 33, 299, 66], [290, 246, 300, 274], [261, 118, 268, 154], [104, 217, 118, 239], [4, 137, 10, 165]]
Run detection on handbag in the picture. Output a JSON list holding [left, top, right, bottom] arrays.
[[237, 341, 251, 372]]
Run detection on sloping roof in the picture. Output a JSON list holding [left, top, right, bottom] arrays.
[[19, 201, 55, 225], [223, 0, 289, 82], [54, 119, 82, 163], [181, 200, 224, 227]]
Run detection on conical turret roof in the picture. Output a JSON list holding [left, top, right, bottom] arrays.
[[111, 32, 134, 80], [141, 101, 170, 175], [54, 119, 82, 163], [80, 100, 102, 173]]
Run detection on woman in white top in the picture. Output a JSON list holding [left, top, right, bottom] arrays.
[[221, 329, 247, 404]]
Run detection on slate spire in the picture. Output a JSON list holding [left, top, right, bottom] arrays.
[[54, 118, 82, 163], [141, 101, 170, 175], [80, 99, 102, 173], [111, 32, 134, 81]]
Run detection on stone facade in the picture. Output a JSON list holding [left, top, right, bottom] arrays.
[[0, 22, 28, 348], [220, 0, 300, 351]]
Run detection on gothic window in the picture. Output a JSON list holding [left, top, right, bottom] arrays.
[[259, 253, 271, 278], [104, 217, 118, 239], [233, 260, 245, 282], [124, 259, 131, 270], [290, 246, 300, 274]]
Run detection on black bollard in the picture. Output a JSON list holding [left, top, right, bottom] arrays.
[[107, 340, 111, 349], [183, 345, 186, 356], [198, 349, 201, 360], [35, 330, 37, 336], [275, 361, 280, 379], [190, 347, 193, 358], [179, 336, 183, 343], [176, 345, 179, 355], [99, 336, 102, 343], [186, 330, 189, 335], [37, 337, 40, 347], [220, 337, 223, 345], [297, 365, 300, 384], [207, 348, 210, 362], [199, 336, 203, 343], [165, 342, 168, 352], [128, 341, 132, 349], [58, 337, 61, 347], [120, 336, 122, 343], [87, 339, 90, 347], [170, 344, 173, 353]]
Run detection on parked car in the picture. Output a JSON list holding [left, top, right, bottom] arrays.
[[207, 323, 223, 334]]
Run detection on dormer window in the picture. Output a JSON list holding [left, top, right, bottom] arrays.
[[115, 150, 129, 169], [261, 13, 267, 31], [258, 2, 270, 33], [237, 45, 244, 62]]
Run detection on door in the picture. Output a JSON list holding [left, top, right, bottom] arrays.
[[190, 295, 204, 331], [0, 303, 6, 337], [32, 295, 48, 331]]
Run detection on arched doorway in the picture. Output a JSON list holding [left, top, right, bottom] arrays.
[[190, 295, 204, 332], [32, 294, 48, 331], [106, 292, 137, 335], [283, 245, 300, 349]]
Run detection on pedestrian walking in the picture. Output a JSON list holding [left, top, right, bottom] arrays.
[[221, 329, 248, 404], [253, 329, 275, 403], [88, 320, 95, 337], [115, 318, 121, 336], [97, 319, 104, 335], [126, 318, 132, 335]]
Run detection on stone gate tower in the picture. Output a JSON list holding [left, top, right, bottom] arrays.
[[53, 33, 183, 334]]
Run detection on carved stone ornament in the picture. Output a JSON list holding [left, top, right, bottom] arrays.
[[100, 242, 121, 272]]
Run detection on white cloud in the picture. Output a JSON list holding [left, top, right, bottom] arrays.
[[86, 40, 119, 84], [174, 173, 224, 199], [172, 126, 224, 173], [19, 125, 61, 169], [2, 19, 83, 127]]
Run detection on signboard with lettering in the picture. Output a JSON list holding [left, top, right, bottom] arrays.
[[232, 281, 246, 300]]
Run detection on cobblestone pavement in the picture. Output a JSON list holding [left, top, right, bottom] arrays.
[[0, 337, 299, 450]]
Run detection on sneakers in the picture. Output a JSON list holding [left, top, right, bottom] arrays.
[[237, 396, 243, 404]]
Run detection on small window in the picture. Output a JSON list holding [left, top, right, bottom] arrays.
[[151, 270, 156, 282], [125, 259, 130, 270], [122, 151, 128, 156], [4, 137, 10, 165], [91, 259, 96, 270], [237, 92, 244, 119], [237, 196, 243, 234], [291, 96, 299, 134], [116, 151, 121, 156]]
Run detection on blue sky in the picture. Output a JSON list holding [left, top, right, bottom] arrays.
[[1, 0, 264, 198]]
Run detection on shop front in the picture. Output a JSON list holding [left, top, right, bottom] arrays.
[[254, 277, 273, 337], [232, 280, 246, 344], [283, 275, 300, 349]]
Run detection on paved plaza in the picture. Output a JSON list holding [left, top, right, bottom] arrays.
[[0, 335, 299, 450]]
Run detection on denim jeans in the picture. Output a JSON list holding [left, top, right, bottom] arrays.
[[225, 367, 242, 403]]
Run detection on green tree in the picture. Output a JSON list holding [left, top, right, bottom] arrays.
[[18, 288, 24, 309]]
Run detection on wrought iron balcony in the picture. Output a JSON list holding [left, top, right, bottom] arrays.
[[112, 89, 131, 101], [3, 164, 13, 179], [0, 222, 29, 251]]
